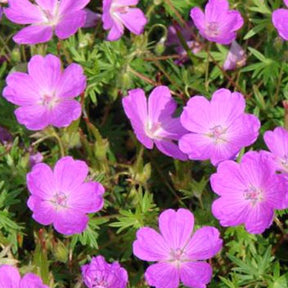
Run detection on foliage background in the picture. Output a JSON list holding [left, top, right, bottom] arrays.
[[0, 0, 288, 287]]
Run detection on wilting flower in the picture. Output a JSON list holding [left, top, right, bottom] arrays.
[[3, 54, 86, 131], [102, 0, 147, 41], [27, 156, 105, 235], [133, 209, 222, 288], [272, 0, 288, 40], [179, 88, 260, 166], [264, 126, 288, 174], [190, 0, 244, 44], [83, 8, 101, 28], [166, 21, 202, 64], [29, 151, 44, 168], [4, 0, 89, 44], [122, 86, 188, 160], [211, 151, 288, 234], [0, 265, 48, 288], [223, 41, 246, 70], [81, 255, 128, 288]]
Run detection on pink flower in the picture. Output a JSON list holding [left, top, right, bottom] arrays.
[[102, 0, 147, 41], [264, 126, 288, 174], [4, 0, 90, 44], [223, 41, 246, 71], [133, 209, 222, 288], [3, 54, 86, 131], [211, 151, 288, 234], [190, 0, 244, 44], [272, 1, 288, 40], [27, 156, 105, 235], [122, 86, 188, 160], [179, 89, 260, 166], [0, 265, 48, 288], [81, 256, 128, 288], [83, 8, 101, 28]]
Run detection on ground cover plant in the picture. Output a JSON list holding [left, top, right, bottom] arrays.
[[0, 0, 288, 287]]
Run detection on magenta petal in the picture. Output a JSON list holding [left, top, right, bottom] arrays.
[[159, 209, 194, 250], [53, 156, 89, 191], [27, 197, 55, 226], [145, 262, 179, 288], [68, 182, 104, 213], [57, 63, 86, 98], [155, 140, 188, 161], [58, 0, 90, 15], [114, 0, 139, 5], [4, 0, 43, 24], [13, 25, 53, 45], [107, 20, 124, 41], [116, 8, 147, 35], [180, 262, 212, 288], [55, 11, 86, 39], [54, 209, 89, 235], [3, 73, 40, 105], [50, 100, 81, 128], [272, 9, 288, 40], [190, 8, 205, 34], [264, 127, 288, 158], [83, 9, 101, 28], [133, 227, 169, 261], [28, 54, 62, 93], [26, 163, 55, 199], [245, 204, 274, 234], [0, 265, 20, 287], [148, 86, 176, 124], [20, 273, 48, 288], [35, 0, 57, 12], [185, 227, 222, 260], [14, 105, 49, 131]]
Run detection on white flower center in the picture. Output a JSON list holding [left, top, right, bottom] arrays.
[[40, 93, 59, 110], [280, 155, 288, 171], [205, 21, 220, 37], [243, 186, 263, 206], [145, 120, 163, 140], [208, 125, 227, 143], [169, 248, 188, 267], [40, 2, 61, 26], [51, 192, 68, 210]]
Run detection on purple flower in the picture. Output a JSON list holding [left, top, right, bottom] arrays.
[[264, 126, 288, 174], [190, 0, 244, 44], [27, 156, 105, 235], [4, 0, 89, 44], [0, 265, 48, 288], [223, 41, 246, 71], [3, 54, 86, 131], [0, 126, 12, 145], [81, 255, 128, 288], [122, 86, 188, 161], [211, 151, 288, 234], [29, 152, 44, 168], [167, 22, 202, 64], [83, 8, 101, 28], [102, 0, 147, 41], [133, 209, 222, 288], [179, 89, 260, 166], [272, 1, 288, 40]]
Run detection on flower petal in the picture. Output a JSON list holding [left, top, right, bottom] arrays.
[[159, 209, 194, 250], [133, 227, 169, 261], [20, 273, 48, 288], [272, 9, 288, 40], [145, 262, 180, 288], [154, 140, 188, 161], [185, 227, 222, 260], [13, 25, 53, 45], [58, 0, 90, 15], [0, 265, 20, 288]]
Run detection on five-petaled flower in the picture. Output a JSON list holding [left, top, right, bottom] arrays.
[[179, 88, 260, 166], [122, 86, 188, 160], [27, 156, 105, 235], [190, 0, 244, 44], [3, 54, 86, 131], [81, 255, 128, 288], [211, 151, 288, 234], [272, 0, 288, 40], [4, 0, 90, 44], [133, 208, 222, 288]]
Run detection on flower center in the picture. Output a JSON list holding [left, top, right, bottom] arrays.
[[169, 248, 187, 267], [280, 155, 288, 171], [111, 3, 129, 15], [40, 93, 59, 110], [208, 125, 227, 143], [51, 192, 68, 210], [243, 186, 263, 206], [205, 22, 220, 37], [145, 120, 163, 140], [40, 3, 61, 26]]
